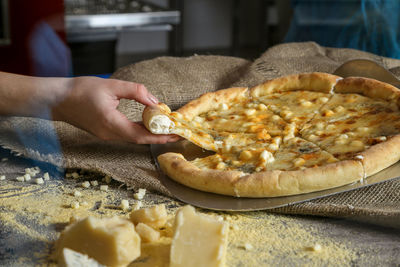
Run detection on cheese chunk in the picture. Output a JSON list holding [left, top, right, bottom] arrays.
[[130, 204, 168, 229], [170, 206, 229, 267], [55, 216, 140, 267], [61, 248, 105, 267], [136, 223, 161, 243]]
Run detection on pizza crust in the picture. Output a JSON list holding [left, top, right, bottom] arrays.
[[158, 152, 364, 197], [334, 77, 400, 103], [250, 72, 341, 98], [176, 87, 248, 119], [358, 135, 400, 177], [158, 152, 244, 196]]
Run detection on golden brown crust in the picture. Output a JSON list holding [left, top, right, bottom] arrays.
[[158, 152, 364, 198], [250, 72, 341, 98], [177, 87, 248, 119], [334, 77, 400, 103], [359, 135, 400, 176], [234, 160, 363, 197], [158, 152, 243, 196]]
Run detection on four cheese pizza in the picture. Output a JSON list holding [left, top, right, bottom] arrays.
[[143, 73, 400, 197]]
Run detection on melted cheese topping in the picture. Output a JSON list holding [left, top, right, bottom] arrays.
[[158, 90, 400, 173]]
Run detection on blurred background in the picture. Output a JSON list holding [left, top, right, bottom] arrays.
[[0, 0, 399, 77]]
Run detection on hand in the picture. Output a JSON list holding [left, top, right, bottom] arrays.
[[52, 76, 179, 144]]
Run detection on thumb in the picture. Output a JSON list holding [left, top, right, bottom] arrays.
[[113, 80, 159, 106]]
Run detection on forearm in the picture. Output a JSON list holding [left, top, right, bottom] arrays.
[[0, 72, 69, 118]]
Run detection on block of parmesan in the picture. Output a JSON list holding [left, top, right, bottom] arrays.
[[55, 216, 141, 267], [170, 205, 229, 267]]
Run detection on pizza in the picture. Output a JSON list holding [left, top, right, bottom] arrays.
[[143, 72, 400, 197]]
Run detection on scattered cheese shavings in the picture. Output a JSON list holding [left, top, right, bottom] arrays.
[[73, 191, 82, 197], [243, 243, 253, 250], [24, 174, 31, 181], [43, 172, 50, 181], [132, 201, 143, 210], [120, 199, 130, 211], [81, 181, 90, 188], [71, 172, 80, 179], [90, 180, 99, 186], [81, 201, 89, 206], [134, 188, 146, 200], [0, 175, 5, 180], [35, 178, 44, 184], [71, 201, 80, 209], [307, 244, 322, 252], [16, 176, 25, 182], [230, 224, 239, 231], [1, 158, 8, 162], [100, 185, 108, 192]]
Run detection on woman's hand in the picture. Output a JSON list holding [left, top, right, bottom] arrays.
[[52, 76, 179, 144]]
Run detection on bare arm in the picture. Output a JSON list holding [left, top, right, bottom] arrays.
[[0, 72, 179, 144]]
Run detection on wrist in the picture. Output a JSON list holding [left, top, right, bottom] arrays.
[[0, 72, 71, 119]]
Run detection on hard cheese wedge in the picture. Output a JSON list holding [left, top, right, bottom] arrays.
[[61, 248, 105, 267], [170, 205, 229, 267], [55, 216, 141, 267]]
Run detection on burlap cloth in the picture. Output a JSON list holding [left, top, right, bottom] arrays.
[[1, 42, 400, 225]]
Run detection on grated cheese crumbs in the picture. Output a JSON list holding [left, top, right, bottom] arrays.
[[309, 244, 322, 252], [43, 172, 50, 181], [73, 190, 82, 197], [35, 178, 44, 185], [90, 180, 98, 186], [132, 201, 143, 210], [0, 175, 5, 180], [71, 172, 80, 179], [70, 201, 80, 209], [120, 199, 130, 211], [24, 174, 31, 181], [244, 243, 253, 250], [100, 185, 108, 192], [81, 181, 90, 188], [134, 188, 146, 200], [16, 176, 25, 182], [231, 224, 239, 231]]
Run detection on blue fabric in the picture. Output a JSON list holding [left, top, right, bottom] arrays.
[[94, 73, 111, 79], [29, 22, 72, 77], [285, 0, 400, 59]]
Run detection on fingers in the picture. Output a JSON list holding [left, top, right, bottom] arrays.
[[112, 79, 159, 106]]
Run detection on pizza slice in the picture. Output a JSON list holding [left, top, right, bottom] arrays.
[[143, 87, 292, 153], [249, 73, 340, 129], [301, 77, 400, 177]]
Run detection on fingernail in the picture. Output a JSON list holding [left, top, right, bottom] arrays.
[[148, 94, 159, 104]]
